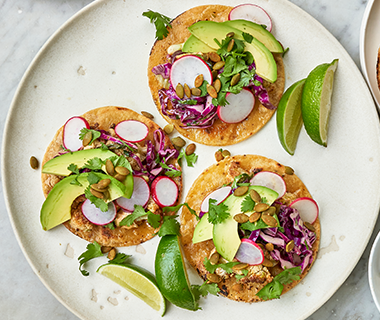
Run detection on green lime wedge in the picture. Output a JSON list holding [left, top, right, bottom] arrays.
[[276, 78, 306, 155], [301, 59, 339, 146], [97, 263, 166, 316], [155, 235, 199, 311]]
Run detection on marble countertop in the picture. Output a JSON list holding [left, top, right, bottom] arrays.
[[0, 0, 379, 319]]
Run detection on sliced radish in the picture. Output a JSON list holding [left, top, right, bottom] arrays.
[[116, 176, 150, 212], [170, 55, 213, 91], [217, 88, 255, 123], [200, 186, 232, 212], [290, 197, 319, 224], [115, 120, 149, 143], [63, 116, 90, 151], [81, 199, 117, 226], [250, 171, 286, 199], [228, 4, 273, 32], [235, 238, 264, 265], [151, 176, 179, 208]]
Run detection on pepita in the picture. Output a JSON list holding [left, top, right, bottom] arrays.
[[233, 213, 249, 224], [184, 83, 191, 98], [194, 74, 204, 88], [101, 246, 113, 253], [234, 186, 249, 197], [254, 203, 270, 212], [286, 240, 295, 252], [209, 52, 221, 62], [164, 124, 174, 134], [215, 150, 224, 162], [90, 188, 104, 199], [103, 189, 110, 200], [230, 73, 241, 86], [226, 32, 235, 38], [210, 252, 220, 265], [82, 131, 93, 147], [221, 149, 230, 157], [207, 273, 221, 283], [304, 221, 316, 232], [249, 211, 261, 223], [95, 179, 111, 189], [30, 156, 39, 169], [232, 283, 243, 292], [115, 166, 130, 176], [213, 61, 225, 70], [185, 143, 196, 155], [249, 189, 261, 203], [191, 87, 202, 96], [114, 173, 127, 182], [212, 70, 218, 81], [261, 214, 278, 227], [108, 248, 117, 260], [176, 83, 184, 99], [285, 166, 294, 175], [141, 111, 154, 119], [232, 263, 248, 271], [262, 258, 274, 268], [171, 136, 186, 148], [227, 38, 235, 52], [206, 84, 218, 98], [265, 243, 274, 251], [106, 159, 115, 176], [214, 78, 221, 93], [263, 206, 276, 216]]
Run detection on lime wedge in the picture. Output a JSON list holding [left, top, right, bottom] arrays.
[[155, 235, 199, 311], [301, 59, 338, 146], [276, 78, 306, 155], [97, 263, 166, 316]]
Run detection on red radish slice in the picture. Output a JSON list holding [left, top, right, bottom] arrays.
[[116, 176, 150, 212], [170, 55, 213, 90], [115, 120, 148, 143], [229, 4, 273, 32], [81, 199, 117, 226], [290, 197, 319, 224], [200, 186, 232, 212], [250, 171, 286, 199], [63, 116, 89, 151], [235, 238, 264, 265], [217, 88, 255, 123], [151, 176, 178, 208]]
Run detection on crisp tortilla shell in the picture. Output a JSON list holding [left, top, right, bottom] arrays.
[[41, 106, 182, 247], [148, 5, 285, 146], [180, 154, 320, 302]]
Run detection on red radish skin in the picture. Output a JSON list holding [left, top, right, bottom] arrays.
[[235, 238, 264, 265], [228, 4, 273, 32], [63, 116, 90, 151], [115, 120, 148, 143], [200, 186, 232, 212], [250, 171, 286, 199], [115, 176, 150, 212], [81, 199, 117, 226], [290, 197, 319, 224], [151, 176, 178, 208], [170, 55, 213, 91], [217, 89, 255, 123]]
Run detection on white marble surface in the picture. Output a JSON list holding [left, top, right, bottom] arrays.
[[0, 0, 378, 319]]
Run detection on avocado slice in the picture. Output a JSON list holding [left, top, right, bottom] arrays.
[[42, 149, 115, 176], [182, 35, 216, 53], [192, 213, 213, 243], [223, 20, 284, 53], [40, 172, 126, 231], [213, 186, 278, 261], [187, 21, 277, 82]]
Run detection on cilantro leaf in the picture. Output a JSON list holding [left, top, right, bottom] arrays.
[[163, 202, 198, 220], [231, 173, 252, 189], [79, 128, 101, 146], [235, 269, 249, 281], [241, 195, 255, 212], [204, 257, 240, 274], [142, 10, 172, 40], [147, 212, 162, 228], [282, 47, 289, 57], [192, 282, 220, 299], [84, 186, 108, 212], [242, 32, 253, 43], [177, 148, 198, 167], [119, 205, 149, 227], [87, 172, 101, 185], [78, 241, 104, 276], [68, 163, 80, 174], [273, 267, 302, 285], [175, 99, 199, 105], [83, 157, 104, 171], [108, 155, 133, 173], [159, 162, 182, 177], [158, 215, 180, 237], [100, 142, 109, 150], [103, 222, 115, 230], [108, 253, 132, 266], [207, 199, 230, 225]]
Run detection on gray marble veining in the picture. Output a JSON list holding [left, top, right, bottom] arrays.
[[0, 0, 378, 319]]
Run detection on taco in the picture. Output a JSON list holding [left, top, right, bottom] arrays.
[[41, 106, 182, 247], [180, 154, 319, 302], [148, 5, 285, 146]]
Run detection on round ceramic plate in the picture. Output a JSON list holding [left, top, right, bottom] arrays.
[[369, 230, 380, 312], [2, 0, 380, 319], [360, 0, 380, 109]]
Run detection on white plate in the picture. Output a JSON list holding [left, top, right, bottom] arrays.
[[360, 0, 380, 109], [369, 230, 380, 312], [2, 1, 380, 320]]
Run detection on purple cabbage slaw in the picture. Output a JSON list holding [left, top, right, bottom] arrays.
[[152, 51, 276, 129]]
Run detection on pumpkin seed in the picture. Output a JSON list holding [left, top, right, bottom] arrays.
[[285, 166, 294, 175], [286, 240, 295, 252], [249, 189, 261, 203], [171, 136, 186, 148], [106, 159, 115, 176], [209, 52, 221, 62], [207, 273, 221, 283], [91, 184, 107, 193], [214, 78, 221, 93], [101, 246, 113, 253], [184, 83, 191, 98], [30, 156, 39, 169], [194, 74, 204, 88], [90, 188, 104, 199], [234, 186, 249, 197], [103, 189, 110, 200], [212, 70, 218, 80], [227, 39, 235, 52], [263, 206, 276, 216], [265, 243, 274, 251], [215, 150, 223, 162], [95, 179, 111, 189], [213, 61, 225, 70], [261, 214, 278, 227], [233, 213, 249, 224], [232, 263, 248, 271], [115, 166, 130, 176], [226, 32, 235, 38], [206, 84, 218, 98], [232, 283, 243, 292], [108, 248, 117, 260], [141, 111, 154, 119], [230, 73, 241, 86], [185, 143, 196, 155], [82, 131, 93, 147], [262, 258, 274, 268], [254, 203, 270, 212], [176, 83, 184, 99], [304, 222, 316, 232], [191, 87, 201, 96], [221, 149, 230, 157], [249, 211, 261, 223], [210, 252, 220, 265], [114, 173, 126, 182], [164, 124, 174, 134], [273, 202, 282, 214]]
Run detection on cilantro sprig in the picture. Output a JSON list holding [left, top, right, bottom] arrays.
[[207, 199, 230, 224], [178, 148, 198, 168], [119, 205, 150, 227], [79, 128, 101, 146], [143, 10, 172, 40], [204, 257, 240, 274], [78, 241, 104, 276]]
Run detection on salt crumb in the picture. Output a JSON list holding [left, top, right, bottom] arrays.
[[136, 245, 146, 254], [65, 244, 74, 259], [107, 297, 118, 306]]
